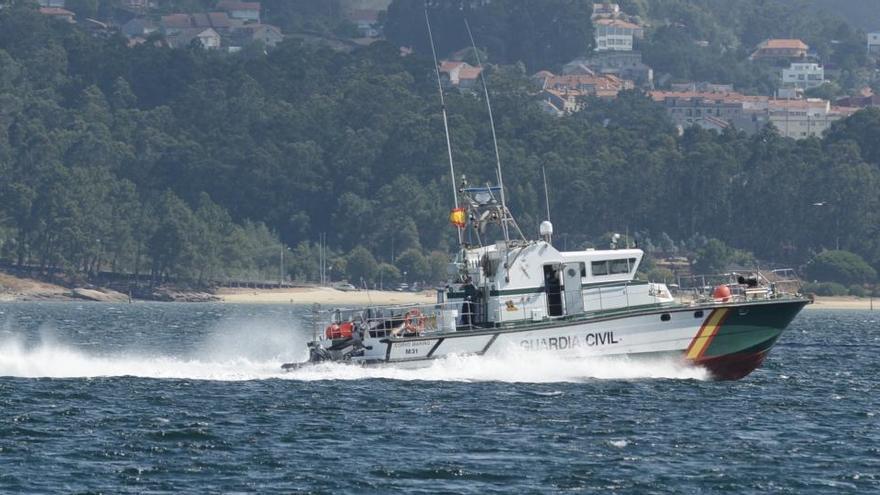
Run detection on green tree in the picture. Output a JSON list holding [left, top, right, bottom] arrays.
[[805, 250, 877, 285], [346, 246, 378, 285]]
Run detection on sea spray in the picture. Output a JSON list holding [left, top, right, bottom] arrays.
[[282, 347, 709, 383], [0, 332, 707, 382]]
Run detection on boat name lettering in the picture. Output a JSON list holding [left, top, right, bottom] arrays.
[[519, 332, 619, 351]]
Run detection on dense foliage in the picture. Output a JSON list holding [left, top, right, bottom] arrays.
[[384, 0, 596, 72], [0, 3, 879, 287]]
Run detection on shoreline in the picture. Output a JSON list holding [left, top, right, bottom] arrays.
[[215, 286, 433, 305], [1, 271, 876, 309]]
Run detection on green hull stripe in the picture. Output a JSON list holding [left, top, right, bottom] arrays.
[[703, 301, 805, 358]]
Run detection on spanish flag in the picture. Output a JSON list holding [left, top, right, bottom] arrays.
[[449, 207, 466, 228]]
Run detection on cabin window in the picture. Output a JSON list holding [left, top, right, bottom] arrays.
[[609, 258, 632, 274], [694, 310, 704, 318], [660, 313, 671, 322], [592, 258, 637, 276], [579, 262, 587, 278]]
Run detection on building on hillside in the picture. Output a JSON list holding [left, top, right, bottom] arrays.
[[835, 87, 880, 108], [750, 39, 808, 61], [439, 61, 482, 90], [869, 32, 880, 55], [226, 23, 283, 48], [768, 99, 857, 139], [651, 90, 856, 139], [533, 71, 633, 115], [669, 81, 734, 93], [532, 71, 634, 96], [347, 9, 381, 38], [594, 18, 643, 52], [120, 0, 154, 11], [216, 1, 260, 23], [166, 27, 221, 49], [160, 13, 192, 35], [38, 0, 65, 6], [781, 62, 824, 90], [650, 90, 767, 134], [564, 51, 653, 87], [39, 7, 75, 22], [122, 17, 158, 38]]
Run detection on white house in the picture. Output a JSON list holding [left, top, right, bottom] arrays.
[[781, 62, 824, 90], [349, 9, 381, 38], [869, 32, 880, 55], [594, 18, 643, 52]]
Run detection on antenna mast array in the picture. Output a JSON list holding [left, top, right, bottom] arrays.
[[464, 18, 525, 243], [424, 8, 463, 246]]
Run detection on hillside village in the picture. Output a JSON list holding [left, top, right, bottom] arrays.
[[31, 0, 880, 141], [523, 2, 878, 139]]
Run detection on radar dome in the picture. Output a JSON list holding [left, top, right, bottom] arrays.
[[539, 221, 554, 236]]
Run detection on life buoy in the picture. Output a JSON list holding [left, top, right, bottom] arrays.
[[403, 309, 425, 335]]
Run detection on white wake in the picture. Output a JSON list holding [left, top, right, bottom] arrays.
[[0, 324, 708, 382]]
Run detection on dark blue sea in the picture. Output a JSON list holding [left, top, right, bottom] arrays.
[[0, 302, 877, 494]]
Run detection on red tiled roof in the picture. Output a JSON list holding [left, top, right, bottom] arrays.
[[208, 11, 233, 27], [440, 61, 465, 72], [649, 90, 766, 104], [161, 13, 192, 28], [760, 39, 808, 50], [458, 66, 483, 80], [39, 7, 74, 16]]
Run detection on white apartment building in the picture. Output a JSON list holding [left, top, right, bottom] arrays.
[[768, 99, 854, 139], [781, 62, 824, 90], [594, 18, 642, 51]]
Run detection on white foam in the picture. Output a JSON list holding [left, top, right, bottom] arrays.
[[0, 331, 708, 382]]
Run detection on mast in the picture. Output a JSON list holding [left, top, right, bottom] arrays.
[[425, 7, 463, 246], [464, 18, 518, 242], [542, 164, 552, 244]]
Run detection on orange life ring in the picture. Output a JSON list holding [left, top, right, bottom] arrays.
[[403, 309, 425, 335]]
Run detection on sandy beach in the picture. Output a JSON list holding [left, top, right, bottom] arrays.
[[804, 296, 878, 311], [2, 270, 876, 309], [215, 286, 435, 306]]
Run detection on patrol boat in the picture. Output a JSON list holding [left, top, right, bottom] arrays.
[[283, 181, 809, 380], [280, 12, 809, 379]]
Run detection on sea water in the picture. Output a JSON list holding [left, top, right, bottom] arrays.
[[0, 302, 877, 493]]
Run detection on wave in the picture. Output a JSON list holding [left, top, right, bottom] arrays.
[[0, 343, 707, 383], [0, 321, 708, 382]]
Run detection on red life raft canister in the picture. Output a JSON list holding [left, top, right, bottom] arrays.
[[325, 321, 354, 340], [712, 284, 732, 302]]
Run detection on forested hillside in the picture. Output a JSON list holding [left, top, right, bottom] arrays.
[[0, 2, 878, 287]]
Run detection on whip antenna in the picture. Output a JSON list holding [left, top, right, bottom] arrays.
[[425, 7, 462, 245], [542, 165, 551, 223], [464, 18, 522, 242]]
